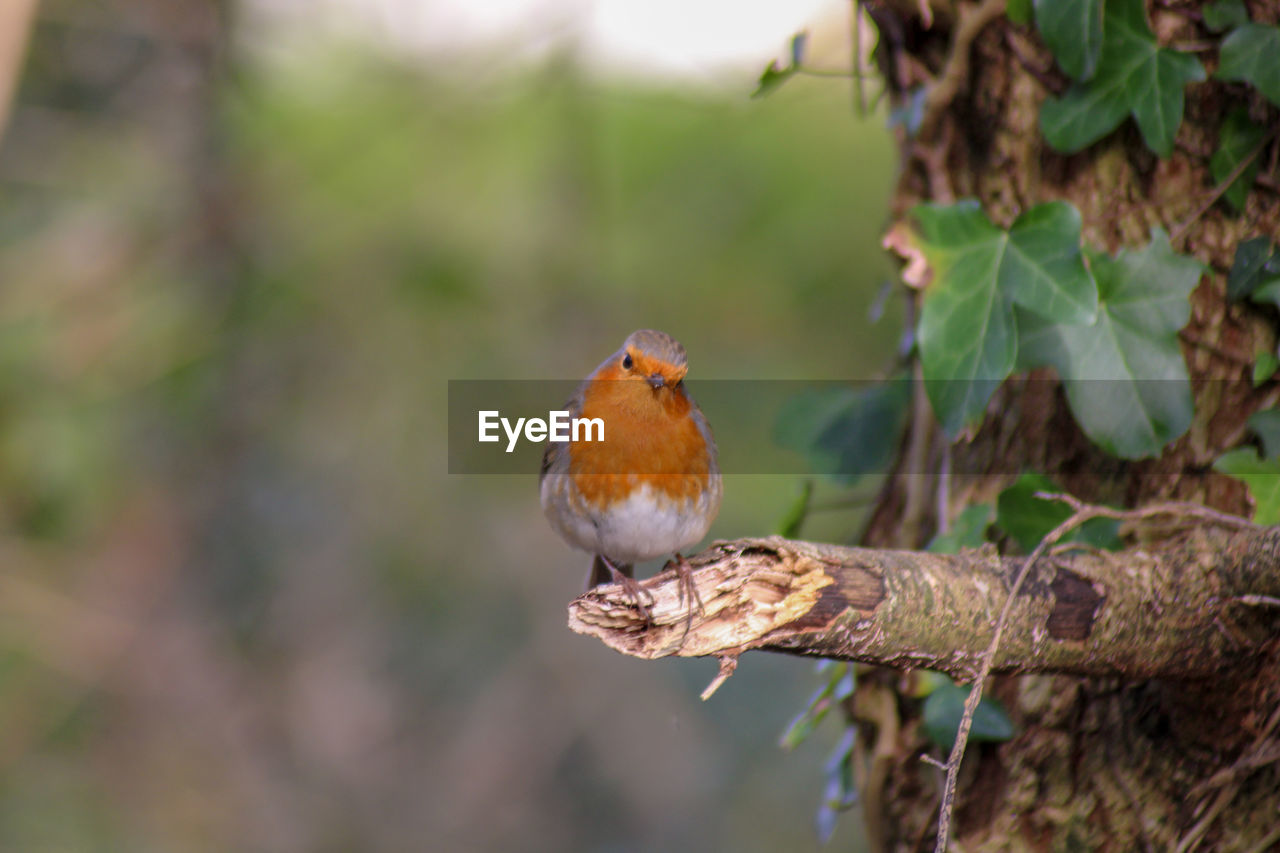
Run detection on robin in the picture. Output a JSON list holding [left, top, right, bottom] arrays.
[[540, 329, 722, 622]]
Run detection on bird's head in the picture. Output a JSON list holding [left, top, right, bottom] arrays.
[[614, 329, 688, 394]]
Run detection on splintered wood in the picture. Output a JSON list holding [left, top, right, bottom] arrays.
[[567, 539, 834, 659]]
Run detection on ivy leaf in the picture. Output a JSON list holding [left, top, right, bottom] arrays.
[[775, 481, 813, 538], [927, 504, 994, 553], [753, 60, 795, 98], [997, 202, 1099, 323], [1255, 281, 1280, 312], [913, 201, 1096, 435], [1018, 229, 1202, 459], [1226, 238, 1280, 302], [995, 473, 1122, 552], [1033, 0, 1103, 81], [1218, 23, 1280, 107], [779, 662, 853, 750], [1248, 408, 1280, 459], [922, 678, 1015, 751], [774, 379, 910, 483], [1214, 448, 1280, 524], [1040, 0, 1206, 158], [1210, 110, 1266, 212], [1006, 0, 1033, 27], [1253, 350, 1279, 387], [1202, 0, 1249, 32]]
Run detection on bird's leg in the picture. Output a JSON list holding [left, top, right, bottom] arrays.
[[671, 552, 704, 638], [594, 554, 654, 626]]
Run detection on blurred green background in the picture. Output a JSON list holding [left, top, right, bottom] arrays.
[[0, 1, 898, 849]]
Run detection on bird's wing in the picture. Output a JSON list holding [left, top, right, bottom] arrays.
[[539, 381, 586, 485], [687, 393, 719, 476]]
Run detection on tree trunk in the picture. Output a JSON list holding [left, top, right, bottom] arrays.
[[577, 1, 1280, 849], [860, 0, 1280, 848]]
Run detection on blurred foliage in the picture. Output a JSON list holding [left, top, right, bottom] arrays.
[[0, 4, 894, 850]]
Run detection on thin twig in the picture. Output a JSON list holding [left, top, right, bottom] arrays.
[[1035, 493, 1253, 531], [932, 504, 1081, 852], [1002, 28, 1063, 95], [1175, 781, 1236, 853], [796, 66, 877, 80], [931, 494, 1253, 852], [1188, 703, 1280, 799], [1247, 826, 1280, 853], [917, 0, 1008, 140], [1170, 129, 1280, 244], [853, 0, 868, 114], [936, 444, 952, 535], [1178, 327, 1253, 367], [1237, 594, 1280, 607], [700, 653, 739, 700]]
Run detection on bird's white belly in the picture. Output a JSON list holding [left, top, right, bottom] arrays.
[[541, 477, 713, 564]]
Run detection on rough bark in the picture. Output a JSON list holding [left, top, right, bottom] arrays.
[[865, 0, 1280, 550], [568, 528, 1280, 684], [571, 527, 1280, 850], [840, 0, 1280, 848]]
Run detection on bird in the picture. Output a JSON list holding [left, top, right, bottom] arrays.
[[540, 329, 721, 623]]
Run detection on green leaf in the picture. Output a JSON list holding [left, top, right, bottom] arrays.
[[1253, 350, 1279, 387], [995, 473, 1122, 552], [780, 662, 853, 750], [1018, 229, 1201, 458], [1006, 0, 1033, 26], [753, 60, 796, 98], [1253, 280, 1280, 311], [1033, 0, 1103, 80], [915, 203, 1014, 437], [774, 379, 911, 483], [1203, 0, 1249, 32], [822, 726, 858, 814], [998, 202, 1099, 323], [927, 504, 994, 553], [775, 481, 813, 538], [1218, 23, 1280, 107], [1214, 447, 1280, 524], [1248, 408, 1280, 459], [1040, 0, 1207, 157], [922, 679, 1015, 751], [1210, 110, 1266, 212], [913, 201, 1096, 435], [815, 804, 840, 845], [912, 669, 951, 698], [1226, 238, 1280, 302]]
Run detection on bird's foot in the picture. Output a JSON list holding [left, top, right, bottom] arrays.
[[600, 555, 655, 626], [671, 552, 704, 640]]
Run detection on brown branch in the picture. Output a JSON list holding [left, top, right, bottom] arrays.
[[916, 0, 1007, 141], [930, 497, 1253, 852], [568, 525, 1280, 683], [0, 0, 38, 142], [1170, 127, 1280, 244]]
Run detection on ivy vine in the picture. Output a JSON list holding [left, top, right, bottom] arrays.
[[763, 0, 1280, 837]]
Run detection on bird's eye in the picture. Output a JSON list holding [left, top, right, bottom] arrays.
[[622, 353, 633, 369]]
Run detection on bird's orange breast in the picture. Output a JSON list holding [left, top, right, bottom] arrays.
[[569, 369, 710, 507]]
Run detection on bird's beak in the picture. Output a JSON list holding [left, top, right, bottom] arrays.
[[647, 373, 666, 390]]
